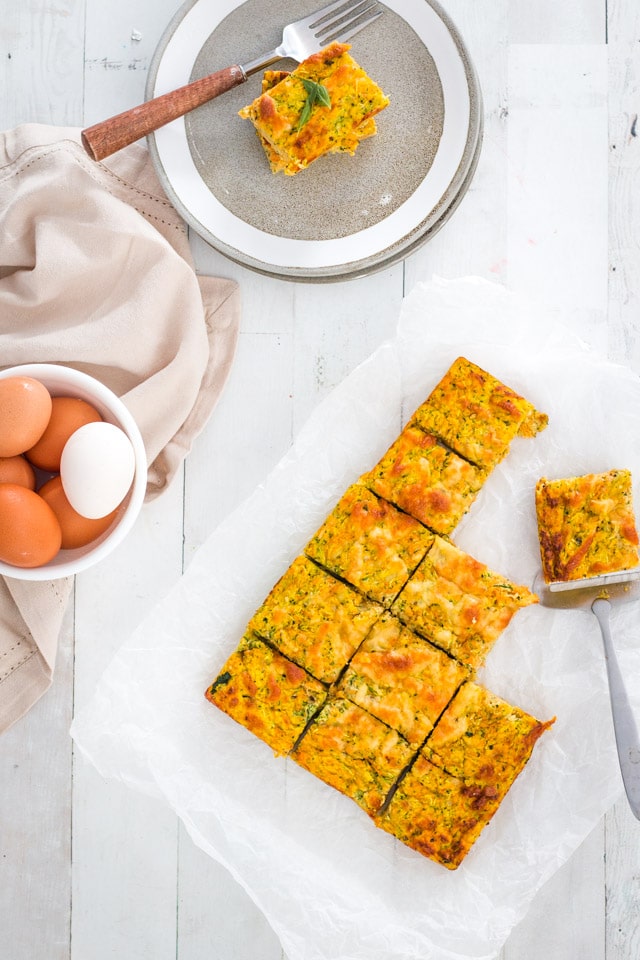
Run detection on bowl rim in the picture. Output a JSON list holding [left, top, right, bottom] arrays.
[[0, 363, 147, 580]]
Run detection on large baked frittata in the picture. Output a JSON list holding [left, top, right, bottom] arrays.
[[205, 356, 553, 869]]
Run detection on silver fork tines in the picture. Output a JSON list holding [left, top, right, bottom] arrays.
[[314, 1, 382, 45], [308, 0, 383, 42], [321, 7, 383, 46]]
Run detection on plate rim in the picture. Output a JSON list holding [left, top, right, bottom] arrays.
[[146, 0, 483, 282]]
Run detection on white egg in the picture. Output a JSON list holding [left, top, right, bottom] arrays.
[[60, 421, 136, 520]]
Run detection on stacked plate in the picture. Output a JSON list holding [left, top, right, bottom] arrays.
[[147, 0, 483, 281]]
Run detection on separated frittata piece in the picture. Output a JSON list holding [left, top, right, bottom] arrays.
[[360, 424, 488, 535], [248, 555, 383, 683], [293, 697, 413, 815], [535, 469, 640, 583], [374, 754, 503, 870], [205, 633, 328, 755], [338, 612, 470, 747], [257, 68, 377, 174], [391, 535, 538, 669], [410, 357, 548, 470], [238, 42, 389, 175], [304, 484, 434, 606], [424, 681, 555, 782]]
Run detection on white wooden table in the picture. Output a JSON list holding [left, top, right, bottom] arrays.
[[1, 1, 639, 958]]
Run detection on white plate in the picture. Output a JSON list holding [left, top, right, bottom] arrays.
[[147, 0, 483, 281]]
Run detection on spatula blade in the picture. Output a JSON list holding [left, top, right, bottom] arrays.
[[534, 569, 640, 610]]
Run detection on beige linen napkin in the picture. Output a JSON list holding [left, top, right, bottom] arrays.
[[0, 124, 240, 734]]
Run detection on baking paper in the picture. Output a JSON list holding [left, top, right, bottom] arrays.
[[71, 277, 640, 960]]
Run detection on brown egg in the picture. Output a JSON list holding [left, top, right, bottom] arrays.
[[0, 377, 52, 457], [26, 396, 103, 471], [38, 475, 117, 549], [0, 455, 36, 490], [0, 483, 62, 567]]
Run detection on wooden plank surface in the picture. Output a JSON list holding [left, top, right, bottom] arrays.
[[1, 0, 639, 958]]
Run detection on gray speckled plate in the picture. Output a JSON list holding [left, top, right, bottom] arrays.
[[146, 0, 482, 281]]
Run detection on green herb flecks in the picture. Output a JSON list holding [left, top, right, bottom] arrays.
[[296, 79, 331, 131], [208, 670, 232, 694]]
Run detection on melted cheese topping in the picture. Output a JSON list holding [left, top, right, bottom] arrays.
[[248, 555, 382, 683], [425, 681, 555, 781], [410, 357, 548, 469], [293, 697, 413, 815], [535, 469, 640, 582], [391, 536, 538, 668], [305, 484, 434, 606], [205, 355, 554, 868], [338, 612, 470, 747], [206, 633, 327, 755], [256, 69, 377, 174], [361, 425, 487, 535], [239, 42, 389, 174], [374, 754, 503, 869]]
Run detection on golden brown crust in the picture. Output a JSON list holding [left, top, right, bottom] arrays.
[[535, 469, 640, 583], [391, 536, 538, 668], [293, 697, 413, 815], [361, 425, 487, 535], [338, 612, 470, 747], [374, 754, 503, 869], [205, 355, 554, 868], [248, 555, 382, 683], [239, 43, 389, 175], [425, 681, 555, 781], [304, 484, 434, 606], [205, 633, 328, 755], [410, 357, 548, 469]]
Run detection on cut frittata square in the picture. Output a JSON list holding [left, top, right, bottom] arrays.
[[391, 536, 537, 668], [373, 754, 502, 869], [257, 68, 377, 174], [205, 633, 328, 755], [425, 681, 555, 782], [361, 424, 488, 535], [409, 357, 548, 470], [238, 42, 389, 175], [304, 484, 434, 606], [535, 469, 640, 583], [293, 697, 413, 815], [338, 612, 470, 747], [248, 555, 382, 684]]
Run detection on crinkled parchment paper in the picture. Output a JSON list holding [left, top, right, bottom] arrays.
[[71, 277, 640, 960]]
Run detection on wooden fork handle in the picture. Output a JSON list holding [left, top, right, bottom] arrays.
[[81, 65, 246, 161]]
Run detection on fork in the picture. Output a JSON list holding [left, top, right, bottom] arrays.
[[81, 0, 383, 161]]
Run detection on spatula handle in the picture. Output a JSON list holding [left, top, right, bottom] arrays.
[[81, 65, 247, 161], [592, 598, 640, 819]]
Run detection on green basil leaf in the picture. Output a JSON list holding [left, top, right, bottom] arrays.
[[296, 99, 313, 130], [314, 83, 331, 109], [296, 79, 332, 130]]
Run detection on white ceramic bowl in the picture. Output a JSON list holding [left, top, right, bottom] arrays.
[[0, 363, 147, 580]]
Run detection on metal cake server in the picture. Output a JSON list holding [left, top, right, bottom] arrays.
[[81, 0, 383, 161], [535, 569, 640, 819]]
